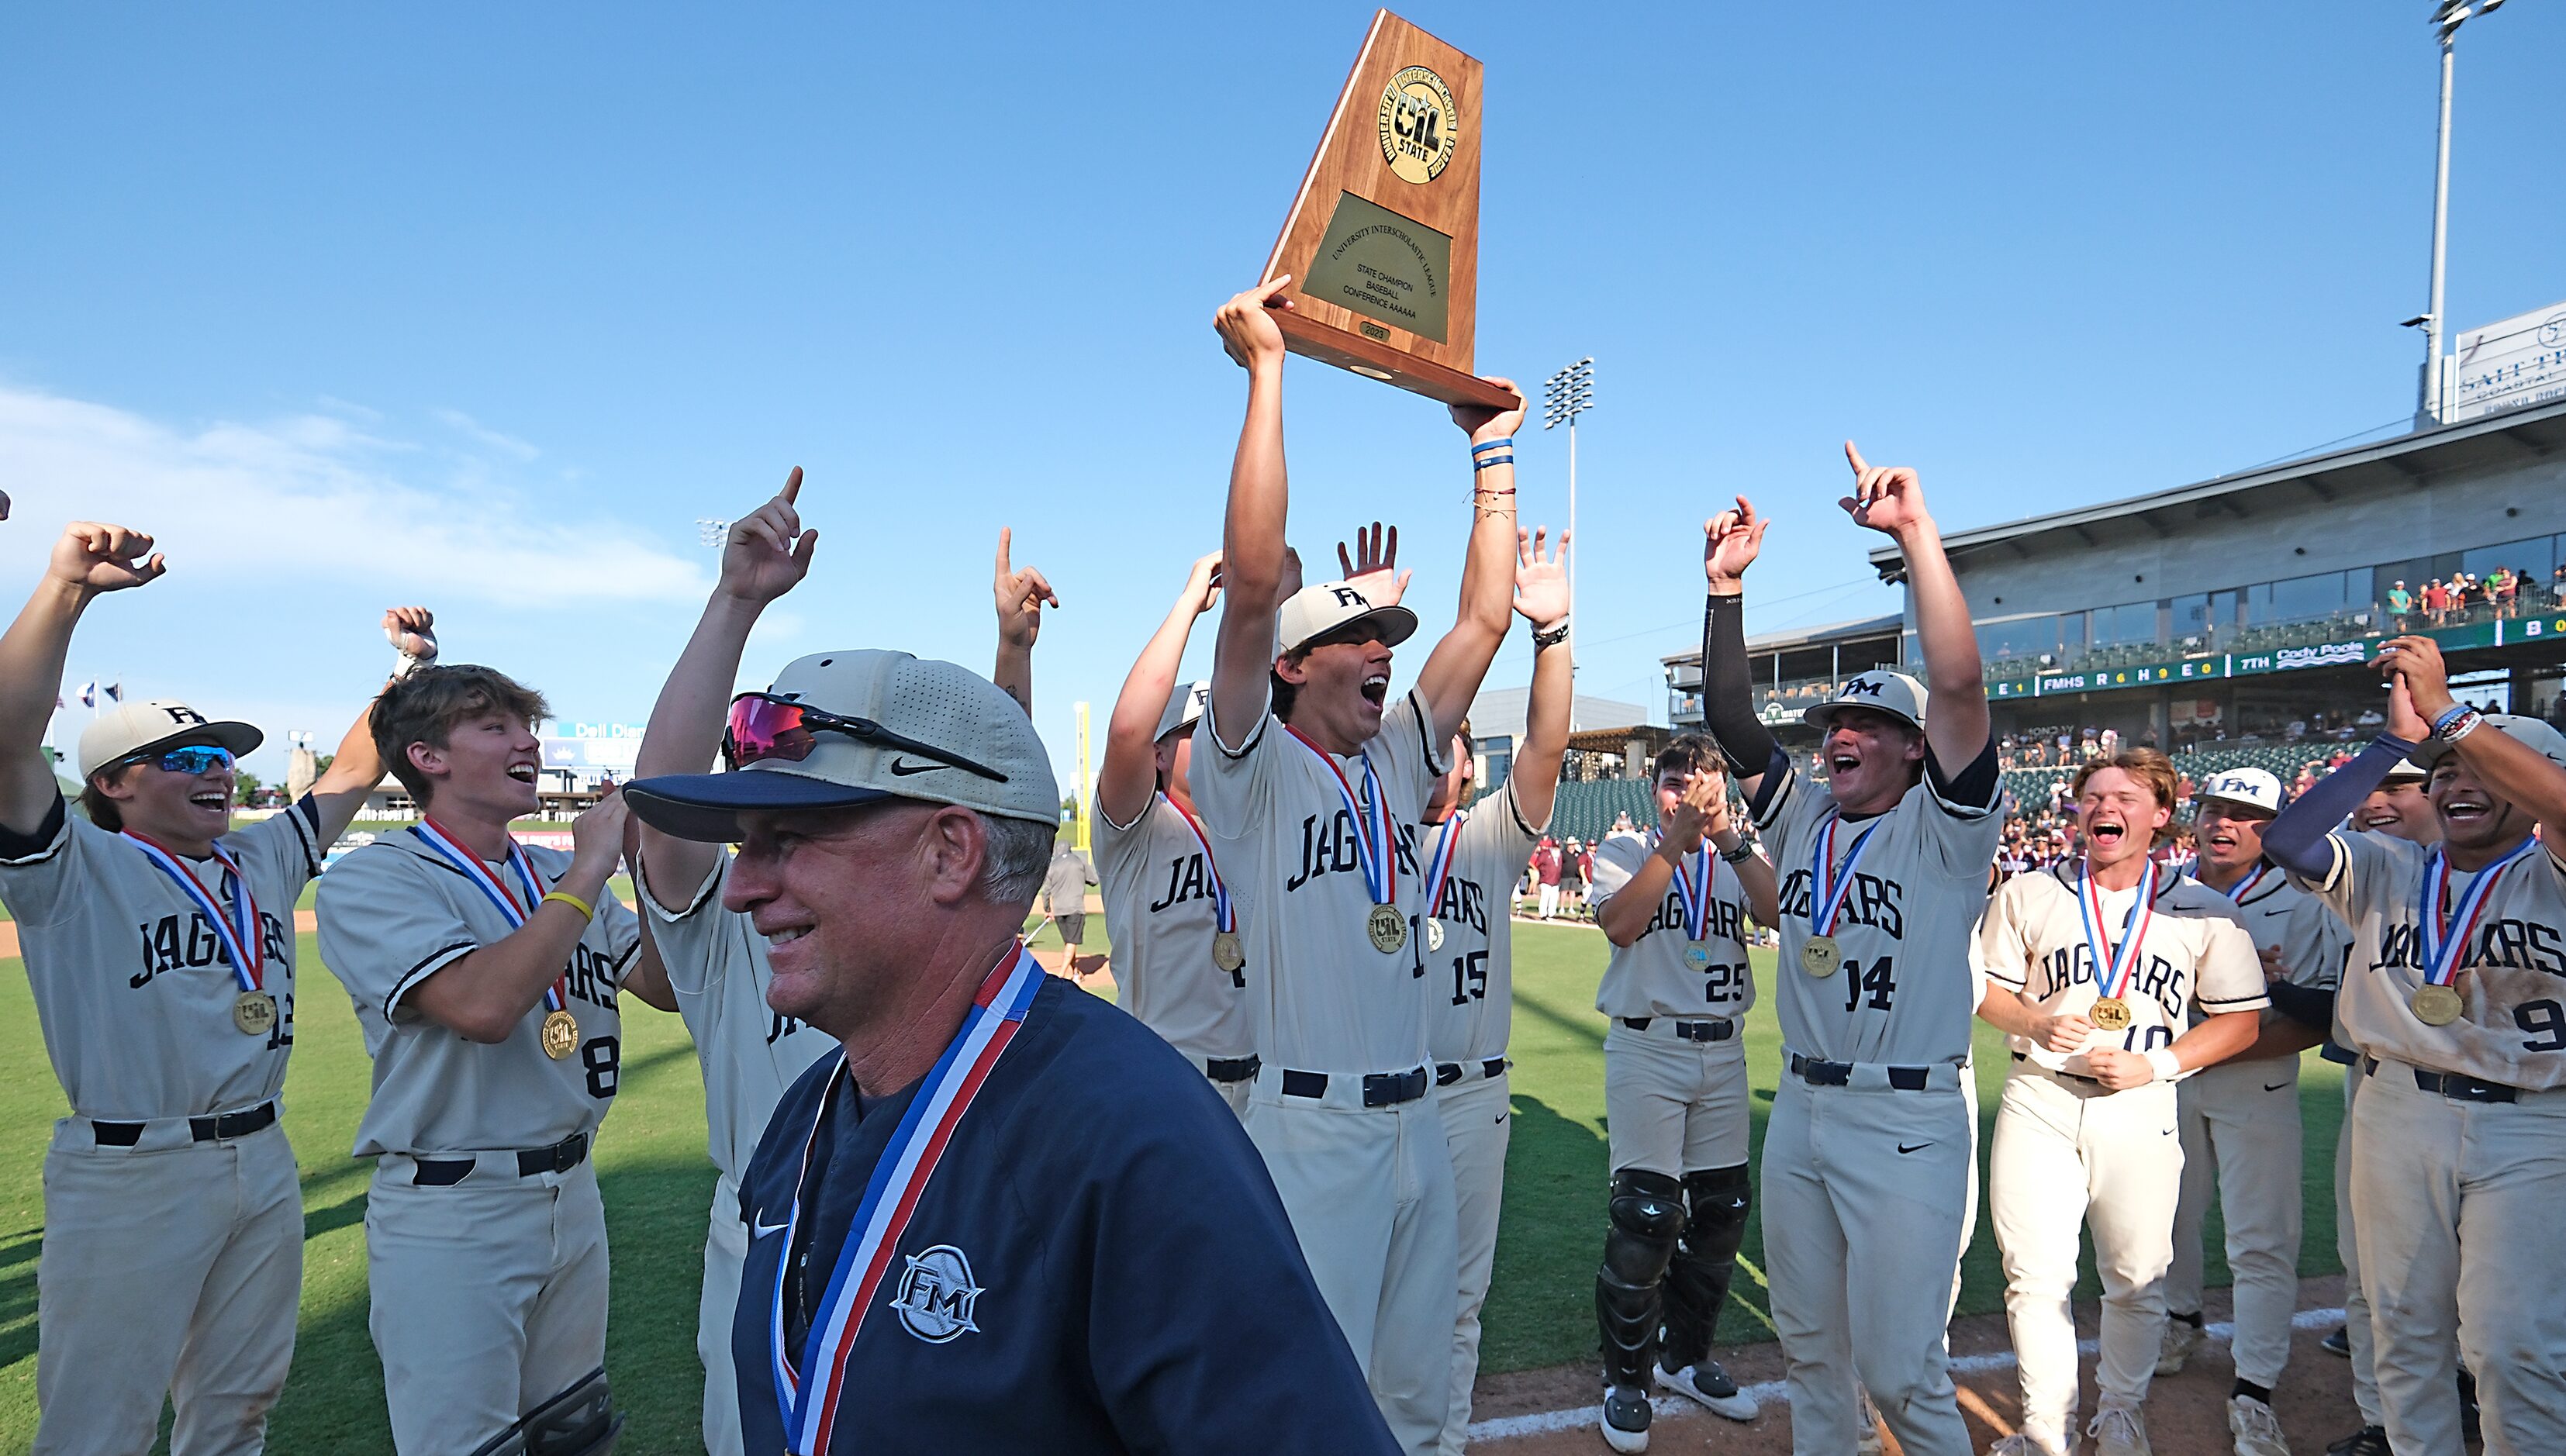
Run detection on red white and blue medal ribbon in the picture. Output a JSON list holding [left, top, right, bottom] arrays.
[[1421, 813, 1466, 923], [2417, 837, 2537, 990], [410, 819, 569, 1016], [1808, 815, 1880, 937], [1160, 792, 1235, 936], [2077, 858, 2157, 1004], [123, 833, 263, 992], [770, 944, 1044, 1454], [1653, 829, 1714, 941], [2210, 861, 2269, 903], [1283, 726, 1397, 908]]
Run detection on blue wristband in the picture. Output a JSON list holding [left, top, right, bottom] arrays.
[[1472, 454, 1515, 471], [1470, 437, 1514, 457], [2431, 703, 2475, 734]]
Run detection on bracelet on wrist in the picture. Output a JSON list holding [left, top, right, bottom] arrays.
[[1471, 454, 1515, 471], [392, 651, 430, 680], [2430, 702, 2474, 734], [2442, 710, 2485, 744], [540, 889, 596, 921], [1469, 436, 1515, 456], [1718, 839, 1756, 864], [2143, 1047, 2184, 1084], [1531, 617, 1570, 650]]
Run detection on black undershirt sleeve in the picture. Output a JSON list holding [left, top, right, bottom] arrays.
[[1925, 734, 2001, 811], [1701, 593, 1788, 788], [0, 792, 66, 861], [2263, 978, 2335, 1033], [2262, 733, 2417, 878]]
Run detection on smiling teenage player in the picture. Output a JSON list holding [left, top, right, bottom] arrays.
[[1693, 447, 2001, 1456], [0, 520, 427, 1456], [1196, 276, 1523, 1454]]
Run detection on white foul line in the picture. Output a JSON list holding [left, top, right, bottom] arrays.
[[1463, 1306, 2348, 1444]]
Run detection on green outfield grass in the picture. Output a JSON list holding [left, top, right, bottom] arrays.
[[0, 917, 2343, 1449]]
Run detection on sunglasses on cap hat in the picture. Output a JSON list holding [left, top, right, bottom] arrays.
[[119, 744, 235, 776], [722, 693, 1007, 782]]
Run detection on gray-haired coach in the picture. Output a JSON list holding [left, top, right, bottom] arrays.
[[623, 650, 1394, 1456]]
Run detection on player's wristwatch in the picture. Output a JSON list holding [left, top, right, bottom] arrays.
[[1531, 617, 1570, 650]]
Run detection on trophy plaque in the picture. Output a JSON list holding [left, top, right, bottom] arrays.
[[1262, 9, 1515, 409]]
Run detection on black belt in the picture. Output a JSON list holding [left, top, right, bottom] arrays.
[[1435, 1057, 1510, 1085], [2367, 1055, 2523, 1105], [2318, 1040, 2359, 1066], [2013, 1050, 2101, 1085], [1621, 1016, 1733, 1043], [1205, 1054, 1261, 1084], [91, 1101, 278, 1148], [412, 1132, 591, 1187], [1791, 1053, 1931, 1092], [1280, 1067, 1430, 1107]]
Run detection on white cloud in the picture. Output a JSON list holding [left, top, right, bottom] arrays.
[[0, 384, 705, 608], [432, 407, 541, 461]]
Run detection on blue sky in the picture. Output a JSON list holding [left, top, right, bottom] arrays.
[[5, 2, 2559, 786]]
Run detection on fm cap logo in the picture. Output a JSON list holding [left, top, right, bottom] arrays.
[[1376, 65, 1459, 185], [893, 1244, 983, 1344], [164, 705, 209, 725], [1841, 678, 1886, 699], [1329, 585, 1371, 609]]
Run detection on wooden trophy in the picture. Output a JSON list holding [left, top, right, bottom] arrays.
[[1262, 9, 1515, 410]]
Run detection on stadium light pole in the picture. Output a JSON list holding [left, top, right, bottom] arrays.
[[1542, 358, 1594, 669], [2415, 0, 2509, 427]]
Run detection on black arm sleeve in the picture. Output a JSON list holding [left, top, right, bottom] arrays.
[[2262, 734, 2418, 878], [2264, 978, 2336, 1034], [1701, 593, 1787, 785]]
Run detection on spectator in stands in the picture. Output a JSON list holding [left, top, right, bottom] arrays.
[[2423, 577, 2450, 624], [2386, 580, 2413, 629], [2099, 726, 2119, 758], [1609, 809, 1637, 837], [1532, 835, 1563, 920]]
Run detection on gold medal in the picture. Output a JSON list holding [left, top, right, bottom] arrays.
[[2410, 984, 2464, 1026], [233, 990, 278, 1037], [541, 1008, 580, 1060], [2089, 996, 2133, 1032], [1367, 903, 1408, 954], [1211, 930, 1245, 974], [1426, 918, 1446, 952], [1799, 933, 1841, 977], [1682, 942, 1711, 971]]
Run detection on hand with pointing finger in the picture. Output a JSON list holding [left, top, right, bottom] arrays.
[[1838, 441, 1932, 538], [721, 468, 819, 606], [995, 528, 1059, 654], [1703, 495, 1768, 592]]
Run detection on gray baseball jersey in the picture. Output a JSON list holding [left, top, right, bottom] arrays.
[[2302, 829, 2566, 1089], [1586, 830, 1759, 1023], [1755, 757, 2004, 1064], [1193, 685, 1447, 1075], [1973, 862, 2268, 1074], [317, 830, 639, 1156], [634, 848, 837, 1180], [1421, 774, 1543, 1064], [0, 795, 321, 1119], [1094, 792, 1255, 1065]]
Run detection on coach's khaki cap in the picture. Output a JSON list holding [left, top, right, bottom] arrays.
[[623, 650, 1060, 843], [1155, 680, 1210, 743], [2411, 713, 2566, 772], [1803, 670, 1928, 733], [1276, 581, 1418, 657], [77, 699, 262, 781]]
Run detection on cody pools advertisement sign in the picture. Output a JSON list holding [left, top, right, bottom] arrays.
[[1990, 615, 2561, 700]]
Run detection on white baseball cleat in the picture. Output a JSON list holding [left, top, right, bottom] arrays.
[[1653, 1361, 1756, 1421], [2155, 1319, 2205, 1375], [1986, 1434, 2061, 1456], [1600, 1385, 1651, 1453], [2089, 1401, 2153, 1456], [2227, 1394, 2291, 1456]]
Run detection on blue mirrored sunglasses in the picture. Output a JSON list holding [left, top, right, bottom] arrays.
[[126, 745, 235, 775]]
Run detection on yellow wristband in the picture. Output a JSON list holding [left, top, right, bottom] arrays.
[[540, 889, 596, 921]]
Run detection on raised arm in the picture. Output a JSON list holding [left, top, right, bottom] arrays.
[[1209, 278, 1295, 744], [1099, 553, 1221, 829], [1699, 497, 1783, 805], [1504, 527, 1573, 833], [1840, 443, 1988, 771], [306, 606, 438, 844], [634, 470, 816, 911], [992, 527, 1057, 718], [1413, 380, 1528, 738], [0, 523, 167, 834], [2388, 633, 2566, 845]]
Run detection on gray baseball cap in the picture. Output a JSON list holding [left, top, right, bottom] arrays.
[[624, 650, 1060, 843], [1155, 680, 1210, 742], [2195, 767, 2283, 816], [1802, 670, 1929, 733], [1276, 581, 1417, 656], [2411, 713, 2566, 773]]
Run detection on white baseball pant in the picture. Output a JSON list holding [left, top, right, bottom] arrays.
[[1434, 1070, 1509, 1456], [1601, 1024, 1749, 1175], [1989, 1063, 2181, 1453], [2335, 1062, 2382, 1427], [34, 1118, 302, 1456], [1761, 1070, 1974, 1456], [1537, 883, 1559, 919], [2166, 1057, 2302, 1388], [1212, 1071, 1252, 1119], [365, 1154, 610, 1454], [2350, 1059, 2566, 1456], [1246, 1073, 1459, 1456], [699, 1171, 748, 1456]]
